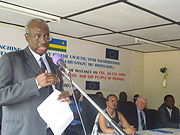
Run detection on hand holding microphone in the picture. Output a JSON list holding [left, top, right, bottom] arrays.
[[52, 54, 72, 103]]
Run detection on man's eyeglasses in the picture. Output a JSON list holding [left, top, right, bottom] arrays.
[[108, 100, 118, 103], [138, 99, 146, 104], [27, 33, 52, 42]]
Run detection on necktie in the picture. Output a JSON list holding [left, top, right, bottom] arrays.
[[40, 58, 53, 94], [140, 112, 146, 130], [40, 57, 46, 72]]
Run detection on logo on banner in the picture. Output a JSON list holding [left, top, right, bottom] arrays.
[[49, 38, 67, 52], [86, 81, 100, 90], [105, 48, 119, 60]]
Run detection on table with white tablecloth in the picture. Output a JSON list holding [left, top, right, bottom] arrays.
[[136, 128, 180, 135]]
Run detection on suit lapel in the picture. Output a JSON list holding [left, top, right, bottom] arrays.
[[24, 47, 60, 89], [24, 47, 42, 75], [135, 107, 139, 129], [171, 108, 175, 121], [46, 55, 56, 74]]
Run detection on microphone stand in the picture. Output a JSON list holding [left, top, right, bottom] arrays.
[[60, 69, 127, 135], [69, 72, 87, 135]]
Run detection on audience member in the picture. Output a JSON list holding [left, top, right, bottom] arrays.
[[117, 91, 129, 113], [95, 92, 104, 98], [119, 92, 127, 102], [91, 94, 136, 135], [121, 96, 153, 131], [0, 18, 70, 135], [156, 94, 180, 128], [133, 94, 139, 103], [65, 89, 83, 135]]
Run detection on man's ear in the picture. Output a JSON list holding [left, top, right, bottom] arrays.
[[25, 33, 29, 42]]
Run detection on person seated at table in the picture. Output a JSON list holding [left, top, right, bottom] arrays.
[[91, 94, 136, 135], [65, 89, 83, 135], [120, 96, 155, 131], [133, 94, 139, 103], [119, 92, 127, 102], [156, 94, 180, 128], [95, 92, 104, 98]]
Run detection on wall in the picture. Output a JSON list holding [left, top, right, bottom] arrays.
[[86, 51, 145, 102], [131, 51, 144, 101], [1, 23, 180, 110], [0, 23, 133, 102], [143, 51, 180, 110]]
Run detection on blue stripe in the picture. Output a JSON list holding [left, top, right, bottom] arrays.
[[49, 38, 67, 46]]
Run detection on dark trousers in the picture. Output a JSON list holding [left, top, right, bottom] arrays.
[[46, 128, 54, 135], [46, 128, 65, 135], [65, 124, 83, 135]]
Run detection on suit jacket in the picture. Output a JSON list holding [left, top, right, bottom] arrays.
[[121, 104, 153, 130], [0, 47, 63, 135], [156, 103, 180, 128], [0, 106, 2, 135]]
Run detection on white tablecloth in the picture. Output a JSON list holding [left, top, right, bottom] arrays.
[[136, 128, 180, 135]]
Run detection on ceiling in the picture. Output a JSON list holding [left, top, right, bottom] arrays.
[[0, 0, 180, 53]]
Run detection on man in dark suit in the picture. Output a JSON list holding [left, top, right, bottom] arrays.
[[121, 96, 154, 131], [119, 91, 127, 102], [156, 94, 180, 128], [0, 18, 70, 135]]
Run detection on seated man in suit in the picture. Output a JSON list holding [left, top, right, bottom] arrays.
[[117, 91, 130, 113], [119, 91, 127, 102], [121, 96, 153, 131], [156, 94, 180, 128], [95, 92, 104, 98]]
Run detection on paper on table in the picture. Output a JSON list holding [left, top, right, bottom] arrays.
[[37, 89, 74, 135], [149, 129, 173, 134]]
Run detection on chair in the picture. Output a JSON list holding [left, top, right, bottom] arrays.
[[118, 102, 137, 128], [117, 101, 134, 113], [146, 109, 157, 129], [81, 95, 106, 134]]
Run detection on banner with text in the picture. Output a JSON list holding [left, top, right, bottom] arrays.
[[0, 24, 133, 92]]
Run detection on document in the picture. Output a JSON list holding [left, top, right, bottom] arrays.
[[37, 89, 73, 135]]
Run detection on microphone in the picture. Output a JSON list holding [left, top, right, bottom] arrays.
[[52, 54, 70, 73]]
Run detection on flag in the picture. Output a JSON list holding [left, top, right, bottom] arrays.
[[106, 48, 119, 60], [86, 81, 100, 90], [49, 38, 67, 52]]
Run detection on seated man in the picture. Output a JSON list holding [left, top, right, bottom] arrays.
[[119, 92, 127, 102], [65, 89, 83, 135], [133, 94, 139, 103], [121, 96, 153, 130], [156, 94, 180, 128], [95, 92, 104, 98], [117, 92, 129, 113]]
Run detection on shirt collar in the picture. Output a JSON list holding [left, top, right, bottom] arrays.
[[137, 108, 144, 114], [28, 46, 46, 61], [166, 107, 172, 111]]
